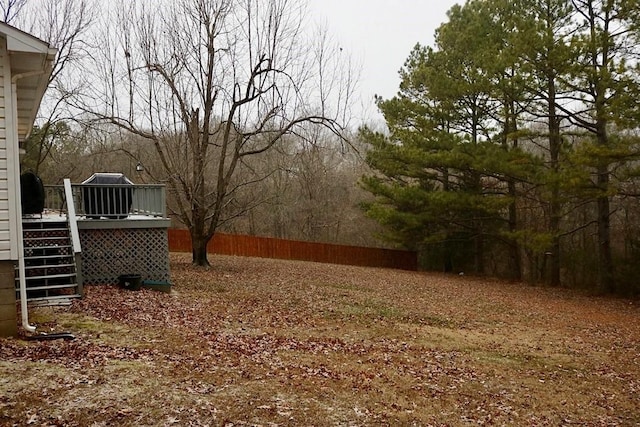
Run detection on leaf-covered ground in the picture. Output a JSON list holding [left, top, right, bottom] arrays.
[[1, 253, 639, 426]]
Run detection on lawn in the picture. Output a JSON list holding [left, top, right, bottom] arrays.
[[1, 253, 639, 426]]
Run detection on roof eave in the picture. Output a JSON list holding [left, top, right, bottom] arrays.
[[0, 22, 57, 140], [14, 55, 56, 140]]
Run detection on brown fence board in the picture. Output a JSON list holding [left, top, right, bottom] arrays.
[[167, 229, 417, 271]]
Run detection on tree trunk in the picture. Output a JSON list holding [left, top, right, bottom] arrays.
[[548, 216, 561, 286], [548, 96, 562, 287], [191, 232, 211, 267], [474, 231, 484, 274], [594, 56, 615, 292], [505, 98, 521, 281], [507, 180, 521, 281], [190, 203, 211, 267], [585, 0, 615, 293], [596, 164, 615, 293]]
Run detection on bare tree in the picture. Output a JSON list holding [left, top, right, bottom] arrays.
[[0, 0, 26, 24], [80, 0, 356, 266], [15, 0, 96, 175], [224, 128, 385, 247]]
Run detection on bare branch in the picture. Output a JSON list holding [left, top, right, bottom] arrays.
[[76, 0, 357, 265], [0, 0, 26, 24]]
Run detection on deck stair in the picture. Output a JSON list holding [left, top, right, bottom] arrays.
[[15, 218, 82, 305]]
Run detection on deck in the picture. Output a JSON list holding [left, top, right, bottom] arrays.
[[18, 180, 172, 303]]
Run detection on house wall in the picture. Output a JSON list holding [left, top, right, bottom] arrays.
[[0, 261, 16, 336], [0, 36, 11, 260]]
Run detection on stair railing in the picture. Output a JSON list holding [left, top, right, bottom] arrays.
[[63, 179, 82, 254]]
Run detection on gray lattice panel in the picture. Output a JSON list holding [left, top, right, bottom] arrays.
[[79, 228, 170, 285]]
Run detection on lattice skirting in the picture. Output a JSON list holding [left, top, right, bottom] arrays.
[[80, 228, 170, 285]]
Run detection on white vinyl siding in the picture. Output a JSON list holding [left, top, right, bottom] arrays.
[[0, 38, 10, 260]]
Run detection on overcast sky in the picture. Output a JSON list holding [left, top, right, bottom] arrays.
[[308, 0, 461, 124]]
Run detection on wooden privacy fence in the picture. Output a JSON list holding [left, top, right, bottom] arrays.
[[168, 229, 418, 271]]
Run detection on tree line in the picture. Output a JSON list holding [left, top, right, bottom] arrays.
[[22, 122, 384, 250], [360, 0, 640, 294], [11, 0, 640, 294], [9, 0, 373, 266]]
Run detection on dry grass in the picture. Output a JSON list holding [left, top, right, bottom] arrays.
[[1, 253, 639, 426]]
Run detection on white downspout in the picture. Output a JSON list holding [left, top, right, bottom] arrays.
[[16, 221, 33, 333], [12, 70, 47, 334]]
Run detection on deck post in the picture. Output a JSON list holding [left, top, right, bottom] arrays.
[[64, 179, 82, 253]]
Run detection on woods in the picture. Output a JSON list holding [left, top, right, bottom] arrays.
[[6, 0, 640, 293], [80, 0, 356, 266], [360, 0, 640, 293], [9, 0, 360, 267]]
